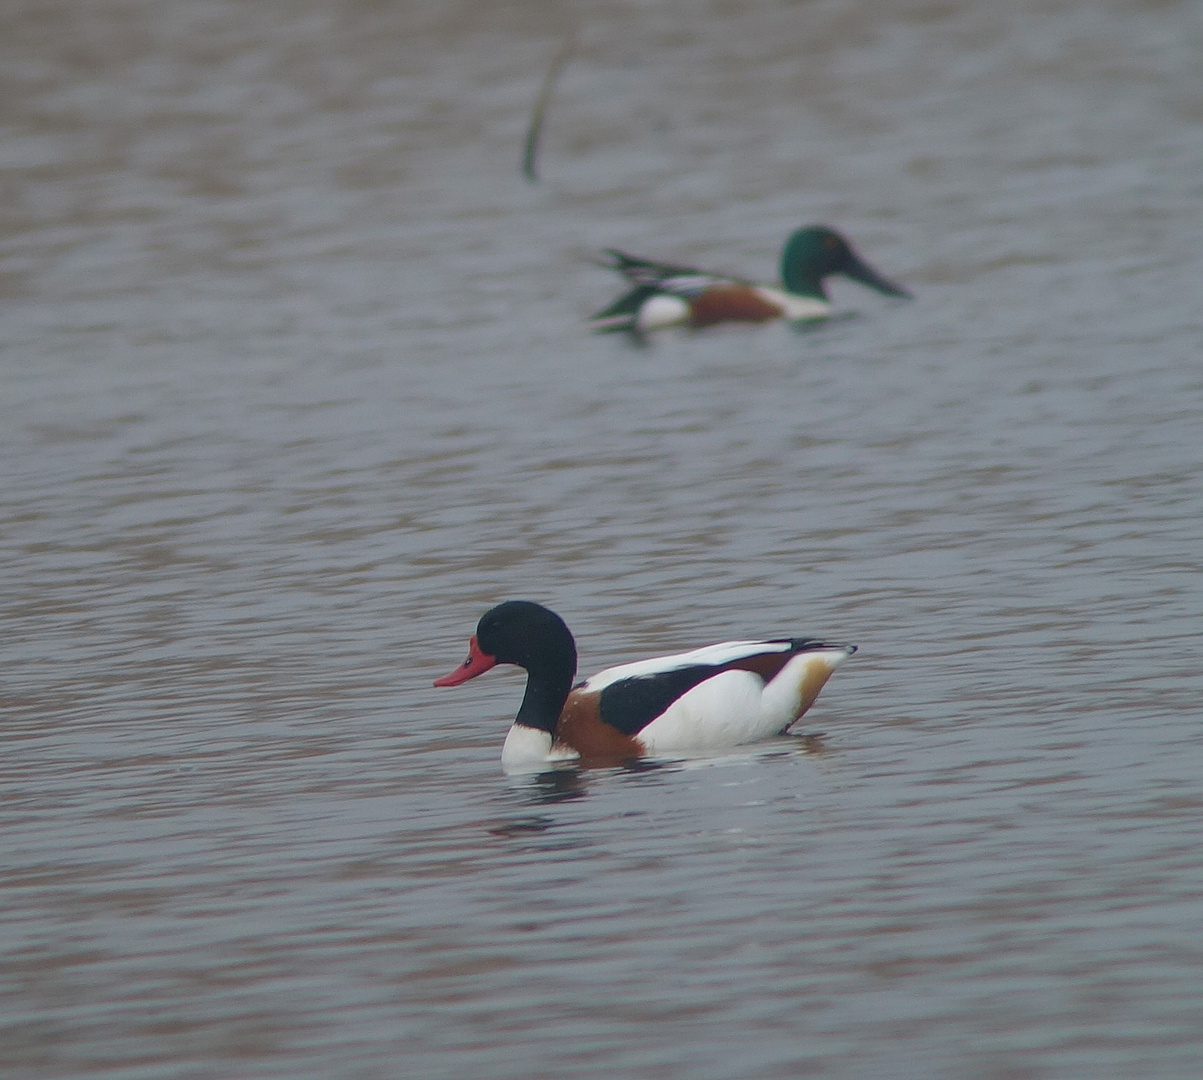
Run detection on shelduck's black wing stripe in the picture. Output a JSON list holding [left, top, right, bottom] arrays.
[[593, 639, 841, 737], [597, 664, 728, 736]]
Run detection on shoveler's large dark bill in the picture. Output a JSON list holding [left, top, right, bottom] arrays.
[[434, 635, 498, 687], [844, 252, 912, 298]]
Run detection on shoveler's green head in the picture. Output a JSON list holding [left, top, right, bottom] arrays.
[[780, 225, 911, 301]]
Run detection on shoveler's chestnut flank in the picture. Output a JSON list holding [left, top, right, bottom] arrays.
[[434, 601, 856, 768], [590, 224, 910, 334]]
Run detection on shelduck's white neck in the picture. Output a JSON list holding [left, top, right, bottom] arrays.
[[501, 723, 553, 769], [501, 723, 579, 771]]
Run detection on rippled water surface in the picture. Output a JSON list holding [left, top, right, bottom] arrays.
[[3, 2, 1203, 1077]]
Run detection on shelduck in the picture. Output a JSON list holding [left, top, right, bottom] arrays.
[[434, 601, 856, 768], [590, 224, 910, 333]]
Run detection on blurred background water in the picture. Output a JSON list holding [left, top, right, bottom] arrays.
[[2, 1, 1202, 1077]]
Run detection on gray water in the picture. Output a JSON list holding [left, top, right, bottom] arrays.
[[3, 2, 1203, 1077]]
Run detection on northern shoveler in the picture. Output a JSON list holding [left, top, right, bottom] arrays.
[[590, 224, 910, 333], [434, 600, 856, 769]]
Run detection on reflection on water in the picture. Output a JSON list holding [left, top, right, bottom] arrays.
[[3, 1, 1203, 1078], [513, 769, 592, 807]]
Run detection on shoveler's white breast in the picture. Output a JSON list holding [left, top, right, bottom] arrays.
[[581, 640, 794, 692], [754, 286, 830, 321]]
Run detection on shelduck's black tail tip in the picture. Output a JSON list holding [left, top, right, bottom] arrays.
[[790, 639, 857, 656]]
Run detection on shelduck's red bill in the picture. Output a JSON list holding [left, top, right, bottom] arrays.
[[434, 635, 498, 687]]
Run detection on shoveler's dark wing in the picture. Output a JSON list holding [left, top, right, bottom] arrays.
[[596, 249, 704, 286], [590, 249, 756, 332], [595, 249, 746, 297], [588, 283, 664, 333]]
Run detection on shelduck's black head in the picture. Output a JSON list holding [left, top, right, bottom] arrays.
[[434, 601, 578, 688]]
